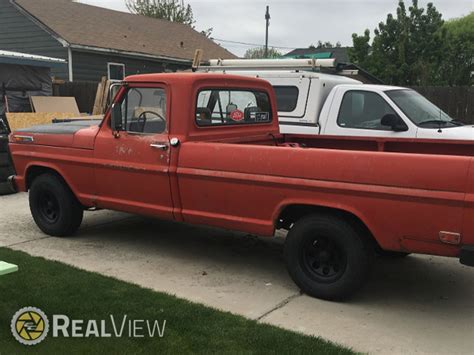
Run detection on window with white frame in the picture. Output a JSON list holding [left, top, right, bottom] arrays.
[[107, 63, 125, 81]]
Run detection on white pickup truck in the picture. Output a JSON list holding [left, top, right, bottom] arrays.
[[202, 59, 472, 140]]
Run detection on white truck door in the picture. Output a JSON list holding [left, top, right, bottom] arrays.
[[265, 77, 315, 134], [322, 87, 417, 138]]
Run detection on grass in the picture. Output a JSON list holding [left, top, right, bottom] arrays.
[[0, 247, 354, 354]]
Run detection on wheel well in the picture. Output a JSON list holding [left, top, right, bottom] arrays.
[[26, 166, 63, 190], [277, 204, 379, 248]]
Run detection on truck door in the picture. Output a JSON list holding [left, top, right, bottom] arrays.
[[323, 88, 416, 138], [93, 84, 174, 219]]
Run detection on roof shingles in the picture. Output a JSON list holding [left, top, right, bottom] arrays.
[[14, 0, 236, 61]]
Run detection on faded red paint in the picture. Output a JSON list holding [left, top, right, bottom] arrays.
[[8, 73, 474, 259]]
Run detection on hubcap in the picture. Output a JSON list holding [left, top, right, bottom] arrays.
[[302, 235, 347, 282], [38, 191, 60, 223]]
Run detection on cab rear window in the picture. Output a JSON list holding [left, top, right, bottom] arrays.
[[196, 89, 272, 127]]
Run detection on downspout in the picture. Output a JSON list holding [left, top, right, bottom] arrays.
[[67, 46, 73, 82]]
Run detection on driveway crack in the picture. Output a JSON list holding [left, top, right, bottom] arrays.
[[5, 236, 52, 248], [255, 292, 302, 321]]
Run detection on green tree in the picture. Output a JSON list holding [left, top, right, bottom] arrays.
[[440, 12, 474, 85], [244, 47, 282, 59], [349, 0, 448, 85], [126, 0, 195, 26], [309, 41, 342, 49]]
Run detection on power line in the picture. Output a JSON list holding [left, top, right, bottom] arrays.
[[212, 37, 297, 50]]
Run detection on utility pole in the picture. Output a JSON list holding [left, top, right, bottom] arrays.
[[264, 5, 270, 58]]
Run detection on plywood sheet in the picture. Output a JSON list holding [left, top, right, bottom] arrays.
[[30, 96, 80, 115], [6, 113, 90, 131]]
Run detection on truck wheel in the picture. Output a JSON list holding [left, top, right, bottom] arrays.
[[284, 214, 373, 301], [29, 173, 83, 237]]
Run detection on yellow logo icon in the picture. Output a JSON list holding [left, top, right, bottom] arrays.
[[11, 307, 49, 346]]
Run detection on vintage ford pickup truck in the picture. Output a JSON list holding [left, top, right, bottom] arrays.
[[7, 73, 474, 300]]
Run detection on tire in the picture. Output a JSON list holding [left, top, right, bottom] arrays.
[[0, 165, 15, 181], [284, 214, 373, 301], [0, 181, 15, 196], [29, 173, 84, 237], [377, 249, 411, 258]]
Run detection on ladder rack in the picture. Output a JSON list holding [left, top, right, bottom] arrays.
[[196, 58, 336, 71]]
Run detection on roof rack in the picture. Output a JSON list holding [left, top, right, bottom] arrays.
[[195, 58, 336, 71]]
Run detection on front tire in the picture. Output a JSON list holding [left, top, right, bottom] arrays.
[[284, 214, 373, 301], [29, 173, 83, 237]]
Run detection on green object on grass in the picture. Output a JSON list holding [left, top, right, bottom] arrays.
[[0, 261, 18, 276]]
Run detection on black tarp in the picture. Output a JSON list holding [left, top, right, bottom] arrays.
[[0, 63, 52, 114]]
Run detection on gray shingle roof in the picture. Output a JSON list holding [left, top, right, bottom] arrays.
[[14, 0, 236, 61]]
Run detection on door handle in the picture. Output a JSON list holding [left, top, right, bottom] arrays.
[[150, 143, 169, 151]]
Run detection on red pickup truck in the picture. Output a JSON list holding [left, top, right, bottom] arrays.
[[7, 73, 474, 300]]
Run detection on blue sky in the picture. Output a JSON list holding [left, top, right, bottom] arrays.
[[78, 0, 473, 56]]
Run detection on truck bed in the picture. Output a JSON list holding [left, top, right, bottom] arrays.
[[220, 133, 474, 157]]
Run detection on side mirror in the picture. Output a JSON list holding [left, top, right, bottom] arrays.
[[381, 114, 408, 132], [110, 103, 123, 131]]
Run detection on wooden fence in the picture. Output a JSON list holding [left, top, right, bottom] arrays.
[[409, 86, 473, 124]]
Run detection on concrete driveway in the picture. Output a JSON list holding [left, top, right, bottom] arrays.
[[1, 193, 473, 354]]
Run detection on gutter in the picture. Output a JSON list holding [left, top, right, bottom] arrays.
[[69, 44, 193, 65]]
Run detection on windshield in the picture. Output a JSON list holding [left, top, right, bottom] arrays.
[[386, 89, 461, 128]]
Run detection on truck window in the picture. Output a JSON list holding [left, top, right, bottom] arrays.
[[120, 87, 167, 134], [196, 89, 272, 126], [273, 86, 299, 112], [337, 91, 397, 131]]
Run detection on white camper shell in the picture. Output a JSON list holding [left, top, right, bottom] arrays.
[[199, 59, 472, 140]]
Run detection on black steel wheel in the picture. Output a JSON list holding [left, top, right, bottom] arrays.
[[29, 173, 83, 237], [285, 214, 373, 301], [37, 190, 60, 224], [301, 235, 347, 283]]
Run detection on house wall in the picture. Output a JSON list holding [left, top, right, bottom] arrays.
[[71, 50, 190, 82], [0, 0, 68, 79], [0, 0, 192, 82]]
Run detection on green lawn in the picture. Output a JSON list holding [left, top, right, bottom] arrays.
[[0, 247, 354, 354]]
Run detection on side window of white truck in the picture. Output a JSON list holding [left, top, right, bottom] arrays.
[[337, 91, 397, 131], [273, 86, 299, 112]]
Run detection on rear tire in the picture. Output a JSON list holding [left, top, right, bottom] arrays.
[[284, 214, 373, 301], [29, 173, 83, 237]]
